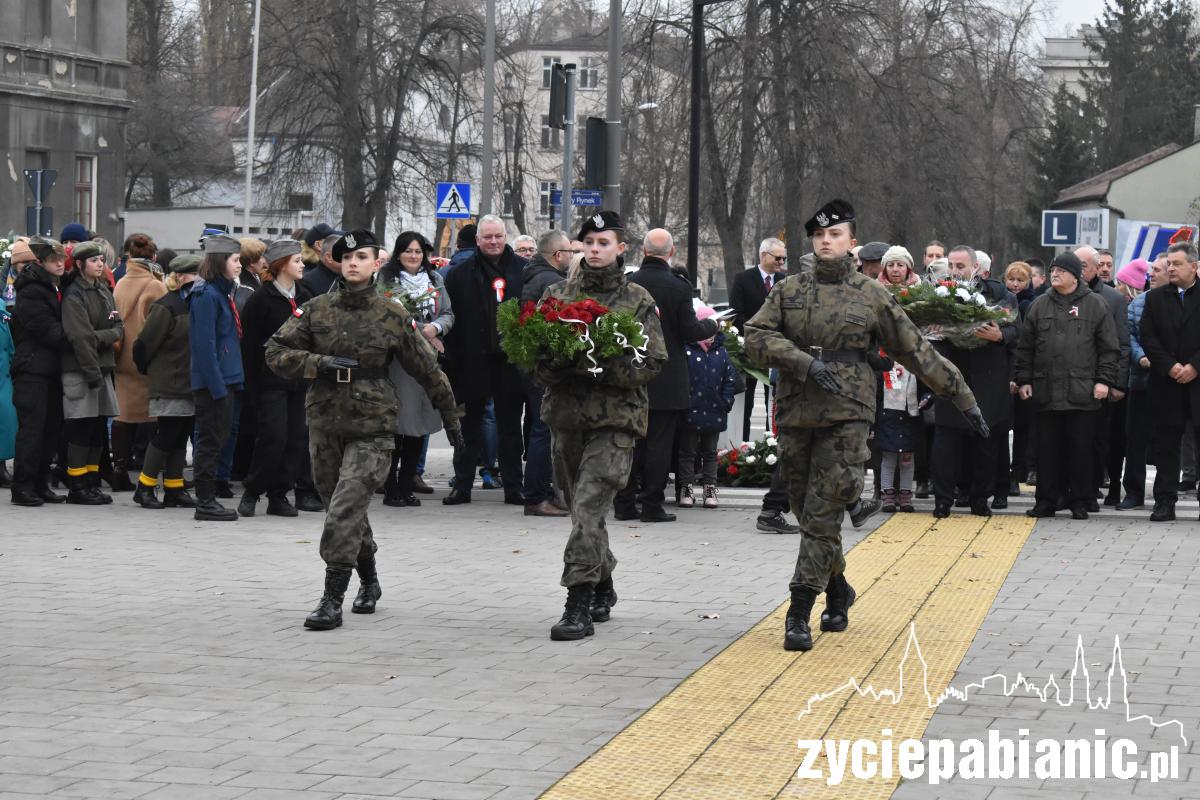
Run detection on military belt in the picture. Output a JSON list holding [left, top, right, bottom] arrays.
[[804, 346, 866, 363], [318, 367, 390, 384]]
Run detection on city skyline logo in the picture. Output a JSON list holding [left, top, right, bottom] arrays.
[[797, 623, 1189, 748]]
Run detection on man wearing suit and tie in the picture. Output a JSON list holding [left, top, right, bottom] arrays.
[[729, 238, 789, 442], [1140, 241, 1200, 521]]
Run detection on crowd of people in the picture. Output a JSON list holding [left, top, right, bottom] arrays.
[[2, 212, 1199, 637]]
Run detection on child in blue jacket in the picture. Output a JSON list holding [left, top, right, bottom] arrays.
[[679, 306, 737, 508]]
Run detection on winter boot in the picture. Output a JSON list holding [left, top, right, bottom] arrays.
[[305, 567, 353, 630], [881, 488, 897, 513], [11, 483, 43, 507], [266, 495, 298, 517], [133, 479, 165, 509], [898, 489, 915, 512], [193, 481, 237, 522], [820, 573, 857, 633], [550, 583, 595, 641], [35, 475, 66, 504], [352, 553, 382, 614], [590, 577, 618, 623], [162, 478, 196, 508], [237, 492, 259, 518], [784, 587, 818, 651]]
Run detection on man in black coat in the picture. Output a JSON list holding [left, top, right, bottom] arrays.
[[930, 245, 1017, 518], [1138, 241, 1200, 521], [441, 214, 528, 506], [729, 237, 788, 442], [614, 228, 718, 522]]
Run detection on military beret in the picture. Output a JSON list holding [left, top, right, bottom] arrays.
[[804, 199, 855, 237], [202, 234, 242, 256], [858, 241, 890, 262], [331, 228, 380, 261], [70, 241, 104, 265], [265, 239, 302, 264], [577, 210, 624, 240], [169, 254, 201, 274], [28, 236, 65, 262]]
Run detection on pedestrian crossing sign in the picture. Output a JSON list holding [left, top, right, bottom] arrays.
[[435, 182, 472, 220]]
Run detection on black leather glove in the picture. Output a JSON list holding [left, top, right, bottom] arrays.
[[317, 355, 359, 378], [962, 405, 990, 438], [807, 359, 843, 395]]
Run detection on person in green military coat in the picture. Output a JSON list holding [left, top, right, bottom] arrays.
[[533, 211, 667, 641], [744, 200, 987, 652], [266, 229, 462, 631]]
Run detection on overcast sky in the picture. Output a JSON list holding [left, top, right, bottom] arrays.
[[1043, 0, 1107, 35]]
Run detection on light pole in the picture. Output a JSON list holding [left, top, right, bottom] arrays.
[[481, 0, 496, 215], [243, 0, 262, 234], [604, 0, 621, 213]]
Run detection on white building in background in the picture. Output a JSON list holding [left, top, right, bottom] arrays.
[[1038, 25, 1102, 100]]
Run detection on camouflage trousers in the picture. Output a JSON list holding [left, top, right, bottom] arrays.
[[552, 427, 637, 588], [779, 422, 871, 594], [309, 428, 393, 570]]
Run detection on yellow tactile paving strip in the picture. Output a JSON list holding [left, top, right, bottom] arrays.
[[539, 513, 1035, 800]]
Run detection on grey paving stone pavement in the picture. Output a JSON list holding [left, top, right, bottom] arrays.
[[0, 446, 870, 800]]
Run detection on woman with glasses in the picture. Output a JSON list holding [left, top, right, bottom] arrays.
[[378, 231, 455, 506]]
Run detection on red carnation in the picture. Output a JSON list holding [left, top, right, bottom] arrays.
[[727, 465, 739, 476], [575, 311, 594, 325], [545, 310, 560, 322]]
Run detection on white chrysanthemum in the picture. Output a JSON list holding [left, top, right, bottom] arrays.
[[745, 455, 757, 464], [972, 293, 987, 305], [737, 335, 745, 345], [765, 436, 777, 447], [935, 285, 950, 297], [955, 287, 972, 301], [766, 454, 778, 466]]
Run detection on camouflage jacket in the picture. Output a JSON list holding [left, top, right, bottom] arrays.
[[265, 278, 457, 439], [745, 256, 976, 428], [534, 261, 667, 437]]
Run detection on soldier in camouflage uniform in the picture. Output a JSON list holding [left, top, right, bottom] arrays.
[[533, 211, 667, 641], [266, 229, 462, 631], [744, 200, 987, 652]]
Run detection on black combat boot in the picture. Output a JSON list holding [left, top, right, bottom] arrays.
[[133, 481, 165, 509], [66, 474, 106, 505], [591, 577, 618, 623], [237, 492, 259, 518], [849, 494, 882, 528], [305, 567, 353, 630], [351, 553, 382, 614], [784, 587, 818, 651], [550, 583, 595, 641], [163, 487, 196, 507], [266, 495, 298, 517], [820, 574, 856, 633], [193, 481, 237, 522], [86, 472, 113, 504]]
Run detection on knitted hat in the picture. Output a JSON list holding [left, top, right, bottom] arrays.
[[1116, 258, 1150, 290], [9, 240, 36, 265], [881, 245, 913, 270], [59, 223, 90, 243], [695, 305, 717, 321], [1050, 251, 1083, 283]]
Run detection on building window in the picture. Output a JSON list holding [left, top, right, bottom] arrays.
[[539, 180, 559, 218], [73, 156, 96, 232], [578, 57, 602, 90], [287, 193, 313, 211], [540, 114, 560, 150], [542, 56, 561, 89]]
